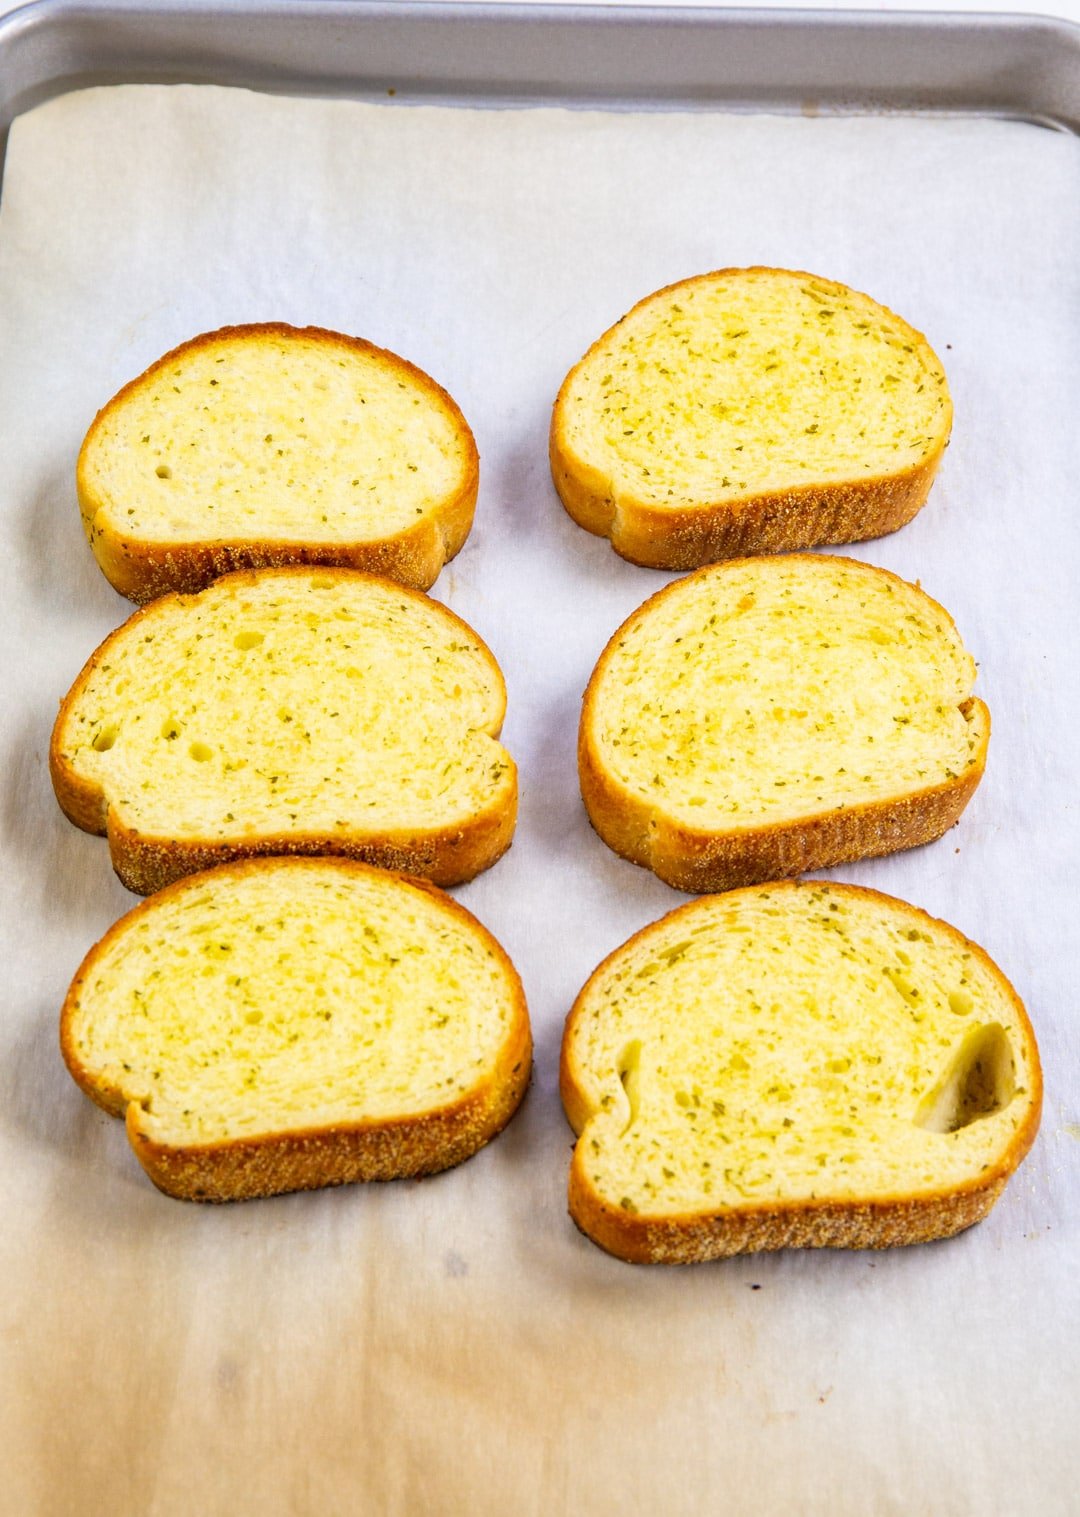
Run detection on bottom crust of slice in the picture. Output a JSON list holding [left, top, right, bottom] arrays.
[[578, 700, 988, 894], [550, 434, 942, 572], [126, 1035, 531, 1203], [104, 795, 517, 897], [567, 1165, 1008, 1265], [84, 491, 476, 605]]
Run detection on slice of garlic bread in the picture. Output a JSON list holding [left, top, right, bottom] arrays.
[[561, 881, 1040, 1262], [78, 323, 479, 601], [51, 567, 516, 894], [62, 859, 531, 1201], [551, 268, 951, 569], [579, 554, 987, 892]]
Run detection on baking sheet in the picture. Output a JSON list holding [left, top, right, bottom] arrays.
[[1, 82, 1078, 1515]]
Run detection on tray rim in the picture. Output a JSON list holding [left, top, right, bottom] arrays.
[[3, 0, 1080, 135]]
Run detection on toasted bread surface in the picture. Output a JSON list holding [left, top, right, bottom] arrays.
[[78, 323, 479, 601], [551, 268, 951, 568], [50, 567, 516, 893], [561, 881, 1041, 1262], [580, 554, 987, 891], [62, 858, 531, 1201]]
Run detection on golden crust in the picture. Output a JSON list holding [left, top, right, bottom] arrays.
[[577, 555, 988, 892], [560, 882, 1043, 1263], [49, 566, 517, 895], [77, 323, 479, 603], [550, 268, 951, 570], [101, 799, 516, 898], [60, 859, 532, 1202], [567, 1172, 1010, 1264]]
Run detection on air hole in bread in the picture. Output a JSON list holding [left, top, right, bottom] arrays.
[[234, 630, 264, 651], [161, 717, 182, 741], [310, 576, 336, 590], [155, 464, 172, 480], [189, 741, 213, 763], [915, 1023, 1016, 1133], [91, 723, 118, 753], [617, 1039, 642, 1137]]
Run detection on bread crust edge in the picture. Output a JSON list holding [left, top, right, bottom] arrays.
[[60, 858, 533, 1202], [49, 566, 517, 893], [550, 267, 951, 569], [577, 554, 989, 892], [77, 322, 480, 602], [559, 880, 1043, 1263]]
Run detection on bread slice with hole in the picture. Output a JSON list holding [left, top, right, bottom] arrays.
[[561, 880, 1041, 1263], [50, 566, 516, 895], [78, 323, 479, 602], [62, 858, 531, 1202], [579, 553, 987, 892], [551, 268, 951, 569]]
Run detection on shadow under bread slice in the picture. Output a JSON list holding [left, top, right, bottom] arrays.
[[62, 858, 531, 1202], [579, 553, 988, 892], [560, 881, 1040, 1263], [50, 566, 516, 894]]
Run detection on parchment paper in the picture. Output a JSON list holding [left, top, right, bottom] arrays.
[[1, 84, 1077, 1516]]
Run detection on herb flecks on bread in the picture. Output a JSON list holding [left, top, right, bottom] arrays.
[[50, 567, 516, 894], [62, 859, 532, 1201], [579, 554, 987, 892], [560, 882, 1041, 1262], [78, 323, 479, 601], [551, 269, 951, 568]]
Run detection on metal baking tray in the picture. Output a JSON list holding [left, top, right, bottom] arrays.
[[2, 4, 1078, 1514], [4, 0, 1080, 128]]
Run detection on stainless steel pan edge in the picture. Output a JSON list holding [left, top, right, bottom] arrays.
[[1, 0, 1080, 134]]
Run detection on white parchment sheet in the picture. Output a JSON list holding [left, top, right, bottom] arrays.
[[1, 85, 1078, 1515]]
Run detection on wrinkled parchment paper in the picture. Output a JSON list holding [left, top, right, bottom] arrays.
[[1, 85, 1078, 1515]]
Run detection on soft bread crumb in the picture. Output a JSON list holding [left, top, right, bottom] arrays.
[[551, 268, 951, 568], [61, 858, 531, 1200], [579, 554, 987, 891], [50, 567, 516, 893], [560, 881, 1041, 1262], [78, 323, 479, 599]]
